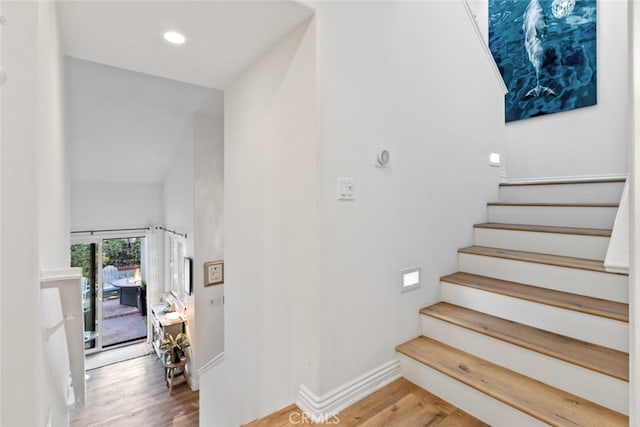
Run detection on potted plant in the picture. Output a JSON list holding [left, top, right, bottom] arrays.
[[160, 332, 190, 364], [137, 279, 147, 315]]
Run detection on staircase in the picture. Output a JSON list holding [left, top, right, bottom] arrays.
[[396, 179, 629, 426]]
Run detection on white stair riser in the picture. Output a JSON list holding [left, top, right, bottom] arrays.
[[440, 282, 629, 352], [499, 182, 624, 204], [458, 253, 628, 303], [398, 354, 547, 427], [420, 316, 629, 415], [474, 228, 609, 260], [487, 205, 617, 229]]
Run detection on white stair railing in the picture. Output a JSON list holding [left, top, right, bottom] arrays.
[[40, 267, 85, 407], [460, 0, 508, 96]]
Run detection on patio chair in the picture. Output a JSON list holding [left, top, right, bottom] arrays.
[[82, 276, 90, 312], [102, 265, 120, 299]]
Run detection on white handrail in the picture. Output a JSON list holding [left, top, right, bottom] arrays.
[[41, 267, 85, 406], [460, 0, 508, 95], [197, 351, 225, 377]]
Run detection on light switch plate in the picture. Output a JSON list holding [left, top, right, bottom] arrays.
[[338, 177, 355, 200]]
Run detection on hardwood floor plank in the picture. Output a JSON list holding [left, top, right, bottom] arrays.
[[334, 376, 419, 425], [396, 337, 628, 426], [435, 409, 490, 427], [422, 302, 629, 381], [441, 272, 629, 322], [245, 404, 311, 427], [71, 354, 199, 427], [246, 379, 485, 427], [357, 394, 447, 427]]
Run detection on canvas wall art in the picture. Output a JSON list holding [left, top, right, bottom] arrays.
[[489, 0, 597, 122]]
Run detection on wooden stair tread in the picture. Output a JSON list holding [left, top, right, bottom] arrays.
[[499, 178, 626, 187], [396, 337, 628, 426], [441, 272, 628, 322], [458, 245, 627, 275], [474, 223, 611, 237], [421, 302, 629, 381], [487, 202, 619, 207]]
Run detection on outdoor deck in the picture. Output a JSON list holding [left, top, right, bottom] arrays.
[[102, 294, 147, 347]]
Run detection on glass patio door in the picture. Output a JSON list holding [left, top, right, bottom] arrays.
[[71, 235, 148, 353], [101, 237, 147, 348]]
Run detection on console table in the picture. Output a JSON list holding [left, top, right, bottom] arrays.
[[150, 304, 186, 360]]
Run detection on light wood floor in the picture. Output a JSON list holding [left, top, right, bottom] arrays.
[[72, 355, 484, 427], [71, 354, 199, 427], [245, 378, 488, 426]]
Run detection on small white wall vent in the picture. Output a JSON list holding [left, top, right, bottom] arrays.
[[401, 267, 421, 292]]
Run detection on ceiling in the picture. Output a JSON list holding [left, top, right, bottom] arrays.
[[58, 0, 315, 90], [62, 0, 314, 184], [69, 57, 223, 183]]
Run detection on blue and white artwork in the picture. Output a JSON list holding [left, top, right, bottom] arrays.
[[489, 0, 597, 122]]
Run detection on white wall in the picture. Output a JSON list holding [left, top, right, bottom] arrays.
[[161, 118, 198, 378], [313, 0, 504, 396], [201, 18, 319, 426], [67, 57, 223, 185], [70, 182, 163, 230], [193, 114, 224, 370], [1, 1, 71, 426], [38, 1, 70, 271], [201, 1, 506, 422], [163, 122, 194, 247], [502, 0, 629, 180]]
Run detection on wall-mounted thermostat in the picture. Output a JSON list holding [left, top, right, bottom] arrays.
[[376, 149, 390, 167]]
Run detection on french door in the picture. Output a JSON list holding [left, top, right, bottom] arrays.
[[71, 234, 148, 353]]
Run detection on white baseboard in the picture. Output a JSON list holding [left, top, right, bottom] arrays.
[[296, 360, 401, 422], [499, 173, 627, 185]]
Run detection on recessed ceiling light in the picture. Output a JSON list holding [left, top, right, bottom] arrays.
[[164, 31, 185, 45]]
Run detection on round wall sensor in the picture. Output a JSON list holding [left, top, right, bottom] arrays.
[[377, 149, 390, 167]]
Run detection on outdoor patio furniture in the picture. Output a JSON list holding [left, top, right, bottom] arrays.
[[112, 278, 139, 307], [102, 265, 120, 298]]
